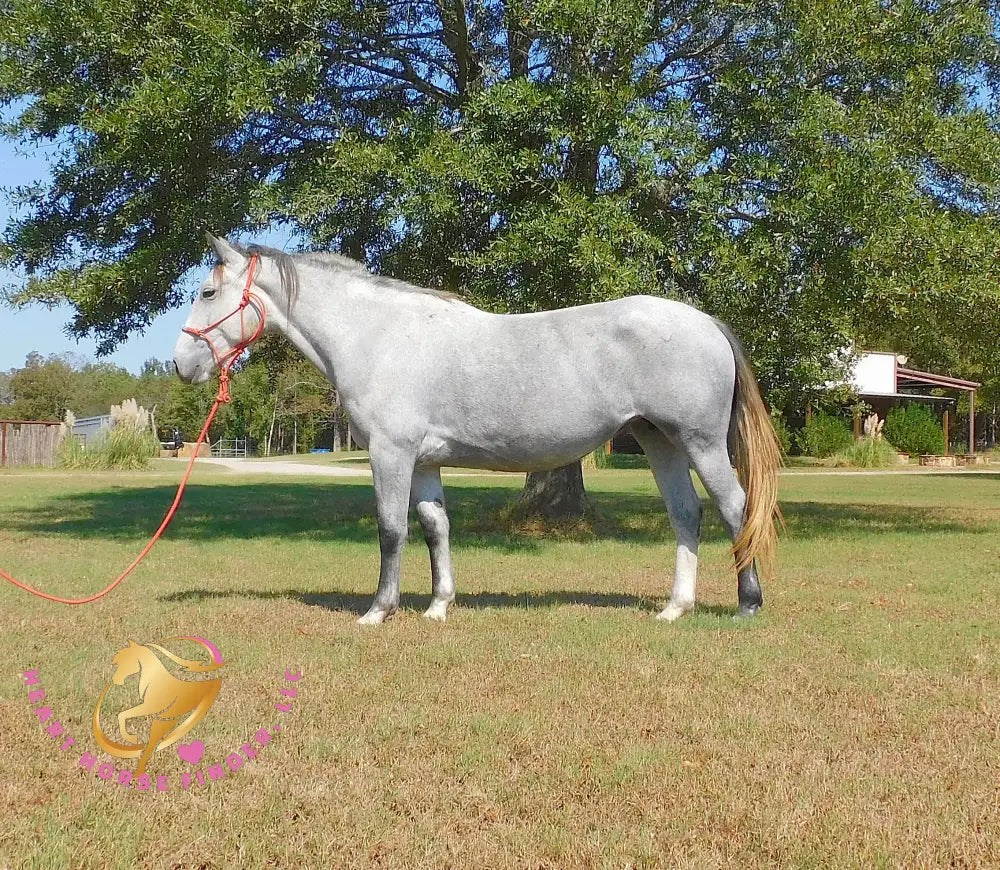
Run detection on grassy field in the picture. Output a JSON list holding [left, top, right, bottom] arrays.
[[0, 465, 999, 868]]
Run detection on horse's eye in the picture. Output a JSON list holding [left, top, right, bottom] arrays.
[[202, 287, 217, 300]]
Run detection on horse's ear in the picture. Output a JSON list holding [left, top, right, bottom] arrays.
[[205, 232, 244, 268]]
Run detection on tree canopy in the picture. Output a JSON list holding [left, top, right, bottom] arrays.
[[2, 0, 999, 410]]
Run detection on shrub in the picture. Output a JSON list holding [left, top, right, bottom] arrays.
[[605, 452, 649, 470], [796, 412, 853, 458], [884, 404, 945, 456], [826, 436, 899, 468], [582, 442, 613, 470], [57, 410, 96, 469]]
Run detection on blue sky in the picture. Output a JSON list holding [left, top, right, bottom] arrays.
[[0, 136, 193, 373], [0, 129, 300, 374]]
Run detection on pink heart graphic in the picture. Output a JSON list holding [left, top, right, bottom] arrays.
[[177, 741, 205, 765]]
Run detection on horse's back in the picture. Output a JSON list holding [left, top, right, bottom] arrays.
[[468, 294, 735, 407], [397, 294, 736, 468]]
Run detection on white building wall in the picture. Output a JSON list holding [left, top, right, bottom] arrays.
[[848, 352, 896, 395], [72, 415, 112, 444]]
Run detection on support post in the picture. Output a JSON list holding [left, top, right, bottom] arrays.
[[943, 409, 950, 456], [853, 409, 861, 441], [969, 391, 976, 454], [1, 422, 6, 467]]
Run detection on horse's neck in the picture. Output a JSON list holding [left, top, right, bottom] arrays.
[[265, 264, 408, 402]]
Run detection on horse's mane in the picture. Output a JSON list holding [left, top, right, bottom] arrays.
[[219, 242, 301, 308], [133, 646, 168, 700], [296, 251, 464, 303], [221, 242, 463, 307]]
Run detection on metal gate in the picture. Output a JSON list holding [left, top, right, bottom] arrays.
[[212, 437, 249, 458]]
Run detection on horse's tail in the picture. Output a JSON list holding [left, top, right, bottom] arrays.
[[713, 319, 784, 578]]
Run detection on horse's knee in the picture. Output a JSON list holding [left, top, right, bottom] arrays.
[[416, 499, 449, 545]]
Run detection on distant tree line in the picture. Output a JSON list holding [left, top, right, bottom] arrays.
[[0, 337, 352, 454]]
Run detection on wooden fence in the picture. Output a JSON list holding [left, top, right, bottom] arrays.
[[0, 420, 63, 468]]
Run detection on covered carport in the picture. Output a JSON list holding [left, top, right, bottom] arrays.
[[849, 352, 980, 455]]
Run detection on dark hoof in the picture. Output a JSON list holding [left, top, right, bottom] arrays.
[[733, 604, 762, 621]]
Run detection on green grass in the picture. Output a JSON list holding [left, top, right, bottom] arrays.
[[254, 449, 370, 463], [1, 466, 999, 868]]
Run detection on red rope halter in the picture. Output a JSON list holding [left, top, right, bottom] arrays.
[[0, 255, 267, 604], [182, 254, 266, 402]]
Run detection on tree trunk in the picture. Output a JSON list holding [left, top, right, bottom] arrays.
[[516, 461, 591, 521], [266, 403, 277, 456]]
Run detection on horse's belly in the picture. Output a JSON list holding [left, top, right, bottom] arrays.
[[418, 412, 626, 471]]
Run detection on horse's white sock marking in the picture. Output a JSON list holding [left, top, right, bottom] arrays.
[[423, 598, 450, 622], [357, 609, 391, 626], [657, 543, 697, 621]]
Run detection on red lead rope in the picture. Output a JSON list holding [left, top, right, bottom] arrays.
[[0, 256, 265, 605]]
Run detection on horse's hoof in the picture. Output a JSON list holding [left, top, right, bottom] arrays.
[[357, 609, 392, 626], [733, 604, 761, 621], [656, 601, 694, 622], [423, 600, 450, 622]]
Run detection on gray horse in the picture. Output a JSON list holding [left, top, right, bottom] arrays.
[[174, 235, 782, 625]]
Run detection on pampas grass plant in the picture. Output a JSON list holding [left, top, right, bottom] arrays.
[[826, 436, 899, 468], [56, 410, 92, 469], [58, 400, 161, 470]]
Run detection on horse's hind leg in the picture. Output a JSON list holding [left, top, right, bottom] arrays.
[[686, 442, 763, 618], [629, 421, 702, 622], [411, 466, 455, 622]]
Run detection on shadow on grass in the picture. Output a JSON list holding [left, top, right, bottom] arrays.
[[160, 587, 660, 615], [160, 588, 749, 619], [3, 481, 992, 552]]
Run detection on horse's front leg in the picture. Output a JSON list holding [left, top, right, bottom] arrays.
[[358, 443, 414, 625], [411, 467, 455, 622]]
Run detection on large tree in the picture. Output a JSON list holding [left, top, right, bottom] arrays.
[[2, 0, 999, 510]]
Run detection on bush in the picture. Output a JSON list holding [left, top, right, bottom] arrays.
[[605, 452, 649, 469], [796, 412, 853, 458], [884, 404, 945, 456], [826, 436, 899, 468], [582, 442, 613, 470]]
